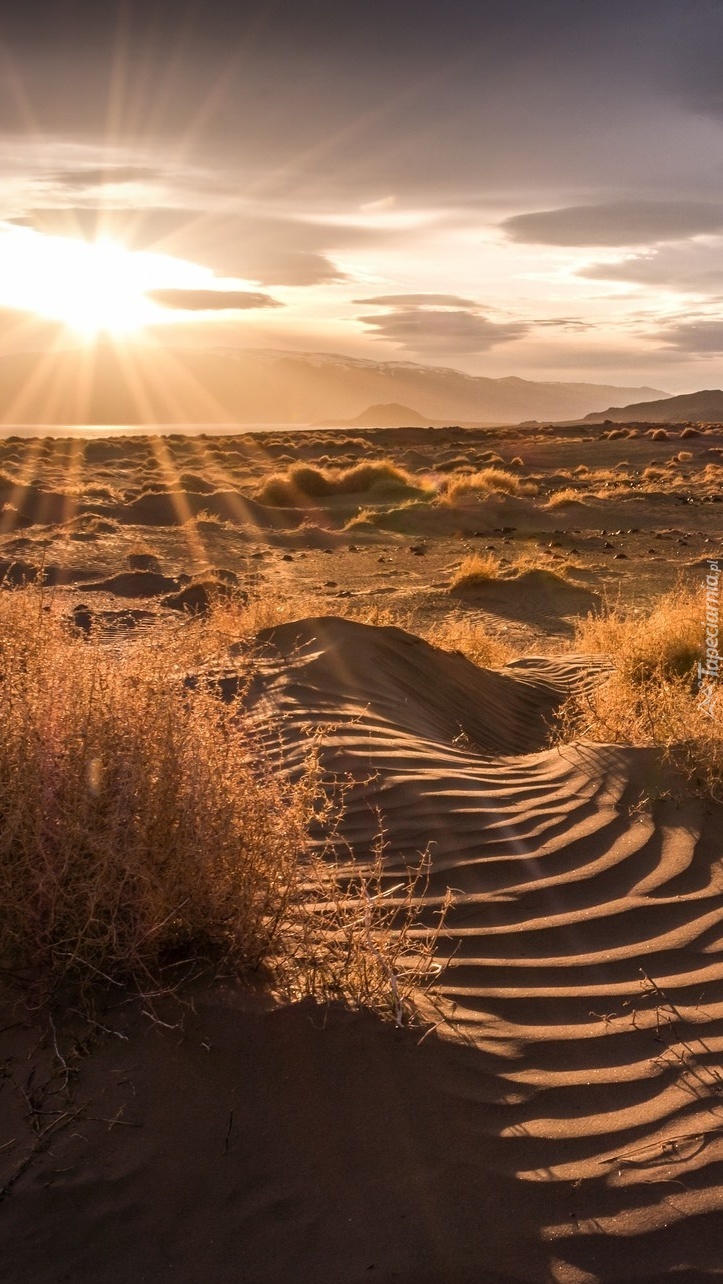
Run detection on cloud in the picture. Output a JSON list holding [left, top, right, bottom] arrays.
[[12, 206, 350, 285], [579, 241, 723, 293], [48, 166, 162, 189], [502, 201, 723, 247], [148, 289, 281, 311], [654, 318, 723, 354], [355, 293, 480, 308], [531, 317, 594, 331], [358, 301, 528, 353], [0, 3, 712, 209]]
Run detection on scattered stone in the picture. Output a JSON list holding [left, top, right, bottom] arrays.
[[128, 552, 162, 572], [70, 603, 93, 635]]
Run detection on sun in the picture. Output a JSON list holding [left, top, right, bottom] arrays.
[[0, 228, 210, 338]]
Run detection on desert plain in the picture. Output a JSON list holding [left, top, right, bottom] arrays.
[[1, 417, 723, 1283]]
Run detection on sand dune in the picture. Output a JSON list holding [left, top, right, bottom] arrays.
[[238, 617, 723, 1279]]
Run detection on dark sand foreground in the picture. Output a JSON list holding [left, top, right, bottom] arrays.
[[2, 421, 723, 1282]]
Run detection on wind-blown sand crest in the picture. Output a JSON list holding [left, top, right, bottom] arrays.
[[240, 617, 723, 1280]]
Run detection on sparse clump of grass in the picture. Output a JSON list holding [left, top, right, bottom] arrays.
[[510, 550, 576, 578], [552, 588, 721, 797], [0, 587, 443, 1019], [449, 552, 502, 588]]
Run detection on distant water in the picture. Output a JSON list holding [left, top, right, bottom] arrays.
[[0, 423, 326, 439]]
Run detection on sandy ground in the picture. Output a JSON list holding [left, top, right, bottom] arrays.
[[2, 421, 723, 1283]]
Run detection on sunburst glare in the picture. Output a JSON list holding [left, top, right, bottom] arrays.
[[0, 227, 214, 337]]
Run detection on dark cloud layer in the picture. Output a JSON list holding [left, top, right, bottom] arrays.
[[502, 202, 723, 247], [358, 305, 528, 354], [655, 318, 723, 354], [579, 241, 723, 293], [148, 288, 280, 310], [1, 2, 721, 204], [48, 166, 161, 189], [355, 294, 481, 308]]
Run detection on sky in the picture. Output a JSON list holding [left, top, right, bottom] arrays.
[[1, 0, 723, 391]]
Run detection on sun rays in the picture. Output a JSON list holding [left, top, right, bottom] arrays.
[[0, 226, 218, 338]]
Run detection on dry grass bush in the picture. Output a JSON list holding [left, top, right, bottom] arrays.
[[0, 588, 444, 1019], [545, 487, 581, 508], [443, 467, 535, 501], [0, 589, 313, 987], [552, 588, 722, 797], [424, 618, 514, 668], [449, 552, 502, 588], [256, 460, 422, 506], [274, 845, 450, 1023]]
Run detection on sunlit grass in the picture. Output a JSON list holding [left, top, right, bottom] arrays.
[[553, 588, 721, 798], [0, 586, 444, 1017]]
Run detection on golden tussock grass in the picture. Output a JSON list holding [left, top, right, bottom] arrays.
[[256, 460, 423, 506], [449, 552, 502, 588], [553, 588, 722, 798], [442, 467, 537, 501], [545, 487, 582, 509], [449, 549, 579, 590], [424, 618, 514, 668], [0, 587, 444, 1017]]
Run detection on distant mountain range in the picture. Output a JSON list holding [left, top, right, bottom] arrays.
[[0, 343, 669, 426], [584, 388, 723, 424]]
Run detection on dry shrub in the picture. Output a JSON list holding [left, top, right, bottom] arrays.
[[0, 589, 315, 986], [650, 428, 669, 441], [681, 426, 701, 438], [545, 487, 581, 508], [0, 588, 444, 1019], [449, 552, 502, 588], [443, 467, 534, 501], [275, 846, 450, 1023], [553, 588, 722, 797], [643, 466, 666, 482], [257, 460, 420, 506], [423, 618, 514, 668]]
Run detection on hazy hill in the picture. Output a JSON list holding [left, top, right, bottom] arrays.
[[0, 343, 668, 426], [584, 388, 723, 424], [319, 402, 430, 428]]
